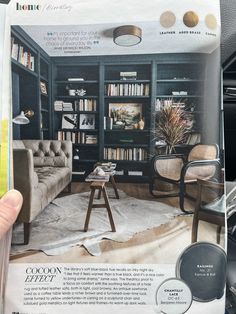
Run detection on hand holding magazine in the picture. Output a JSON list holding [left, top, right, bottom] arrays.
[[0, 0, 228, 313]]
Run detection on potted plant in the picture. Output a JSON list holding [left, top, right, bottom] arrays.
[[156, 104, 189, 154], [153, 103, 190, 191]]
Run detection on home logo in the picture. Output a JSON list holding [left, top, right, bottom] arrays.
[[16, 2, 41, 10]]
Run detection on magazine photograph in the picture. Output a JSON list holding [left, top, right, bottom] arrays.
[[0, 0, 230, 313]]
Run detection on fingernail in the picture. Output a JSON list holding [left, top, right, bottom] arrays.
[[1, 190, 23, 209]]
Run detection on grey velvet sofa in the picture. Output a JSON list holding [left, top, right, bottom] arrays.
[[13, 140, 72, 244]]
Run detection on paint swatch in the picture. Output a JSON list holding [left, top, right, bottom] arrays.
[[183, 11, 199, 28], [160, 11, 176, 28], [176, 242, 226, 302], [205, 14, 217, 30]]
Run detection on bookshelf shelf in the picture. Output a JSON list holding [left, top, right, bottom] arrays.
[[55, 80, 98, 84], [104, 96, 150, 99], [56, 95, 98, 100], [11, 58, 38, 77]]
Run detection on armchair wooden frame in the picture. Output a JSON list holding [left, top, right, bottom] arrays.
[[149, 144, 221, 214], [192, 179, 225, 244]]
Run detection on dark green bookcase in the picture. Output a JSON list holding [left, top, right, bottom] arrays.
[[52, 55, 207, 182], [11, 26, 52, 140], [12, 26, 210, 183]]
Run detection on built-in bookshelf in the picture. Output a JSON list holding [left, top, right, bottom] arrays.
[[11, 26, 52, 140], [51, 55, 207, 182], [155, 62, 205, 136], [52, 63, 100, 178], [102, 63, 152, 181]]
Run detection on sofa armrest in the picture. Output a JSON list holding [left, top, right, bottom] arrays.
[[13, 148, 35, 222]]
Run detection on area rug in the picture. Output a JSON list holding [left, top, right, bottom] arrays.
[[11, 189, 180, 256]]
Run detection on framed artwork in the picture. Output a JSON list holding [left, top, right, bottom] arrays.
[[40, 81, 47, 95], [62, 114, 78, 129], [108, 103, 142, 129], [79, 113, 95, 129]]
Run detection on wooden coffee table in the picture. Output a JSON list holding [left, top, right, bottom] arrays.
[[83, 170, 119, 232]]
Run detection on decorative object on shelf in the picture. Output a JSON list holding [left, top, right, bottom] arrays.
[[74, 148, 80, 160], [138, 118, 145, 130], [109, 103, 142, 130], [155, 104, 189, 154], [79, 113, 95, 130], [113, 25, 142, 46], [61, 114, 78, 129], [67, 88, 86, 96], [68, 89, 76, 96], [68, 78, 84, 82], [76, 88, 86, 96], [40, 81, 47, 95], [12, 109, 34, 125]]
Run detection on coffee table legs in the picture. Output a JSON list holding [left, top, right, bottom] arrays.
[[84, 182, 116, 232], [102, 187, 116, 232], [96, 175, 119, 200], [110, 175, 119, 199], [84, 188, 95, 232]]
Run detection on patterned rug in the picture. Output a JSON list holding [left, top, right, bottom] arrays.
[[11, 189, 180, 256]]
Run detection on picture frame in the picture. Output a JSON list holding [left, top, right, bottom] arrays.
[[61, 114, 78, 129], [108, 103, 142, 129], [79, 113, 95, 129], [40, 81, 47, 95]]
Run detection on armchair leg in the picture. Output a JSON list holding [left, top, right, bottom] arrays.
[[24, 222, 31, 245], [217, 226, 222, 244], [179, 182, 193, 214], [149, 177, 157, 197], [191, 216, 199, 243]]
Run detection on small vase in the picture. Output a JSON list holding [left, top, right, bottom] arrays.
[[138, 118, 145, 130]]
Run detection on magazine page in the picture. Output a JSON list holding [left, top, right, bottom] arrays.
[[0, 2, 13, 314], [5, 0, 225, 313]]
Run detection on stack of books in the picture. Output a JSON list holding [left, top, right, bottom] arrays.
[[120, 71, 137, 80], [54, 101, 74, 111], [85, 135, 98, 144], [63, 102, 73, 111], [86, 173, 110, 182]]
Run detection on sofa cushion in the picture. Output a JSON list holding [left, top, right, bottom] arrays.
[[35, 167, 71, 202], [34, 156, 67, 167], [33, 171, 39, 188]]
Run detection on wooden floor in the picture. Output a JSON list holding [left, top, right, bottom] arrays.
[[10, 182, 224, 264]]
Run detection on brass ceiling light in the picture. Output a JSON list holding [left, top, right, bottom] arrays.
[[113, 25, 142, 47]]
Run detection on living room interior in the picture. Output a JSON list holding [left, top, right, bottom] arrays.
[[10, 22, 225, 264]]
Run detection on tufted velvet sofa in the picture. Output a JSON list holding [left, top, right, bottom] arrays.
[[13, 140, 72, 244]]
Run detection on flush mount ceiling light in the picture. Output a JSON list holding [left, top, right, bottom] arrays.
[[113, 25, 142, 47]]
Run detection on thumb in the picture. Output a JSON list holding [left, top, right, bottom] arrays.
[[0, 190, 23, 239]]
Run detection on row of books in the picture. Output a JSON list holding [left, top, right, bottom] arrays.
[[106, 83, 150, 96], [54, 100, 97, 112], [104, 147, 148, 161], [57, 131, 97, 144], [75, 99, 97, 111], [11, 37, 35, 71], [155, 98, 185, 111]]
